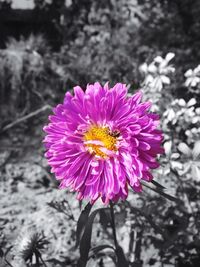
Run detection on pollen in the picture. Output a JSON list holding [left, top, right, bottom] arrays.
[[84, 126, 119, 158]]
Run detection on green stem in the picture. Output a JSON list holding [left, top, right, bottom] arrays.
[[39, 255, 48, 267], [4, 258, 14, 267], [110, 201, 118, 249], [38, 252, 48, 267]]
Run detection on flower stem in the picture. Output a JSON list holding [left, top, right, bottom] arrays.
[[4, 258, 14, 267], [39, 253, 48, 267], [110, 201, 118, 249], [40, 257, 48, 267]]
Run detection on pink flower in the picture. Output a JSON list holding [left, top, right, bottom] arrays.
[[43, 83, 164, 204]]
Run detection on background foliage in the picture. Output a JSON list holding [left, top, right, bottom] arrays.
[[0, 1, 200, 267]]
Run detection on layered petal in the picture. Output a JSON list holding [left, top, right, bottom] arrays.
[[43, 83, 164, 203]]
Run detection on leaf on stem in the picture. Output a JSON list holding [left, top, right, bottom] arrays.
[[99, 208, 111, 227], [115, 246, 129, 267], [0, 248, 4, 258], [193, 141, 200, 159], [76, 202, 93, 248], [151, 180, 166, 189], [141, 180, 179, 202], [178, 142, 191, 156], [89, 244, 114, 258], [77, 208, 109, 267]]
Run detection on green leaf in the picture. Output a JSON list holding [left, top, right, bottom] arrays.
[[178, 142, 191, 156], [115, 246, 129, 267], [151, 180, 166, 189], [0, 248, 4, 258], [163, 140, 172, 157], [99, 208, 111, 227], [141, 180, 179, 202], [89, 244, 114, 258], [187, 98, 196, 107], [77, 208, 109, 267], [76, 202, 93, 248], [191, 165, 200, 181], [193, 141, 200, 159]]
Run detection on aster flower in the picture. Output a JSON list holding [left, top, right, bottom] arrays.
[[43, 83, 164, 204]]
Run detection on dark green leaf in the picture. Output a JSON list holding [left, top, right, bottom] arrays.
[[141, 180, 179, 202], [115, 246, 129, 267], [76, 202, 93, 248], [77, 208, 109, 267], [89, 244, 114, 258], [99, 209, 111, 227], [151, 180, 166, 189], [0, 248, 4, 258]]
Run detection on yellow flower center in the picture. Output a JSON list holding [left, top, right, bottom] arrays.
[[84, 126, 119, 158]]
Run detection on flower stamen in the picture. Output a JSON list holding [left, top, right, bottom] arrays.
[[84, 126, 119, 158]]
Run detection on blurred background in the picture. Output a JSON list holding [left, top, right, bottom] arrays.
[[0, 0, 200, 267]]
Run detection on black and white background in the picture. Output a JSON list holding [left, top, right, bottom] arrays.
[[0, 1, 200, 267]]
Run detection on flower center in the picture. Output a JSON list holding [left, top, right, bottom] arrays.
[[84, 126, 119, 158]]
